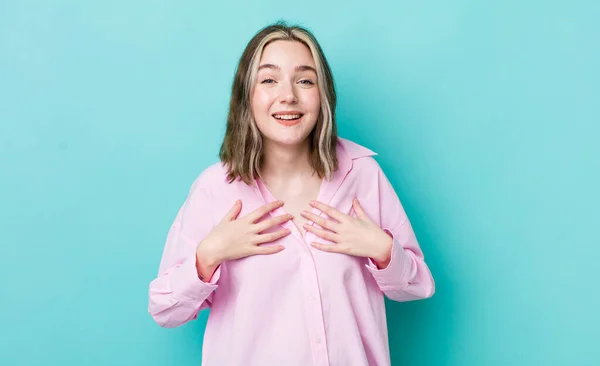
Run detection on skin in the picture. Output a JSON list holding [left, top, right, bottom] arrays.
[[252, 40, 322, 234], [195, 40, 392, 282]]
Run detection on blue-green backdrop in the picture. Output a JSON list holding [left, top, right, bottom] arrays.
[[1, 1, 598, 365]]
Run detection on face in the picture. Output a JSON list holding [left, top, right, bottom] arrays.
[[251, 40, 321, 148]]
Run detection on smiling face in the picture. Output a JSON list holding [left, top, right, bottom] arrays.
[[251, 40, 321, 148]]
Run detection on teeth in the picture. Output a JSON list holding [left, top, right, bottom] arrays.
[[273, 114, 302, 120]]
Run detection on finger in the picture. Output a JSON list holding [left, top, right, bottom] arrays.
[[253, 245, 285, 255], [303, 223, 339, 242], [352, 198, 369, 221], [308, 200, 346, 223], [245, 200, 285, 223], [311, 242, 349, 254], [300, 210, 338, 232], [223, 200, 243, 222], [254, 228, 291, 244], [254, 213, 294, 233]]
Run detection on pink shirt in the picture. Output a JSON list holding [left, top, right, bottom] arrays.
[[148, 137, 435, 366]]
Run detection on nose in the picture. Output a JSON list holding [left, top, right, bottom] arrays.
[[279, 82, 298, 104]]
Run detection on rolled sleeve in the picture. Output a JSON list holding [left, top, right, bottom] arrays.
[[366, 229, 416, 291], [170, 255, 220, 302]]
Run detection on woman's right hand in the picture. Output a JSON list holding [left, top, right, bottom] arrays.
[[194, 200, 292, 281]]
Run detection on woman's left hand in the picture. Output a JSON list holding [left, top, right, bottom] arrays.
[[301, 198, 393, 268]]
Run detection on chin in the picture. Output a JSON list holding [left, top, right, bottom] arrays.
[[267, 134, 309, 147], [260, 120, 317, 147]]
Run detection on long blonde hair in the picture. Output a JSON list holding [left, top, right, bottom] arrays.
[[219, 21, 338, 185]]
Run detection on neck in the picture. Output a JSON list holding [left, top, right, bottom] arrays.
[[260, 139, 314, 181]]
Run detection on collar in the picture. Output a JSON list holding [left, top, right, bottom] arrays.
[[250, 137, 376, 207], [337, 137, 377, 160], [311, 137, 376, 207]]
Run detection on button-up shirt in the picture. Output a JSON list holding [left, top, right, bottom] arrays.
[[148, 137, 435, 366]]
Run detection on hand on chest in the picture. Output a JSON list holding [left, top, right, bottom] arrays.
[[224, 194, 365, 289], [212, 171, 391, 285]]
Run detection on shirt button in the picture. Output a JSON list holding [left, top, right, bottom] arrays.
[[311, 293, 317, 299], [316, 338, 322, 344]]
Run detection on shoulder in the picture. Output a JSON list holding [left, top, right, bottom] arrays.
[[187, 161, 232, 194]]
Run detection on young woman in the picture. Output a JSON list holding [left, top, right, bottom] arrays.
[[148, 21, 435, 366]]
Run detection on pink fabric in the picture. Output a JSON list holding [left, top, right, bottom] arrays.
[[148, 137, 435, 366]]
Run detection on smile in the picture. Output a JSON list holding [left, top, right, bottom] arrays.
[[272, 114, 304, 126]]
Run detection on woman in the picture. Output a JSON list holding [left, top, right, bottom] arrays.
[[148, 21, 435, 366]]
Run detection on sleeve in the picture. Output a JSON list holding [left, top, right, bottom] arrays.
[[364, 165, 435, 302], [148, 177, 221, 328]]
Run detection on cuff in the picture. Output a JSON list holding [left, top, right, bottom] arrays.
[[169, 255, 220, 302], [365, 229, 414, 289]]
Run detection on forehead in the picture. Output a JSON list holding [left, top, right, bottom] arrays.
[[259, 40, 316, 68]]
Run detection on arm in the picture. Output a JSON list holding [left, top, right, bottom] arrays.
[[365, 166, 435, 302], [148, 180, 220, 328]]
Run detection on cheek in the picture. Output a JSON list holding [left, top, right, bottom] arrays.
[[251, 90, 273, 133], [252, 89, 274, 113], [305, 90, 321, 113]]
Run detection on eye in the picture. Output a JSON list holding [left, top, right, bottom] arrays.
[[299, 79, 315, 85], [261, 78, 276, 84]]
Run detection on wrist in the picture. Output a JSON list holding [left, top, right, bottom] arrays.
[[372, 232, 393, 266], [195, 241, 222, 281], [196, 239, 223, 267]]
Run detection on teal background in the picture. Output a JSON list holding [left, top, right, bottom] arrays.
[[1, 0, 598, 365]]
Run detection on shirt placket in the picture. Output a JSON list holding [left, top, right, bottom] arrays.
[[300, 243, 330, 366], [252, 180, 330, 366]]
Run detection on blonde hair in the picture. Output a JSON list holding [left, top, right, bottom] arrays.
[[219, 21, 338, 185]]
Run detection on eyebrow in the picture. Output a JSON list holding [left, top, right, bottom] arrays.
[[258, 63, 317, 73]]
